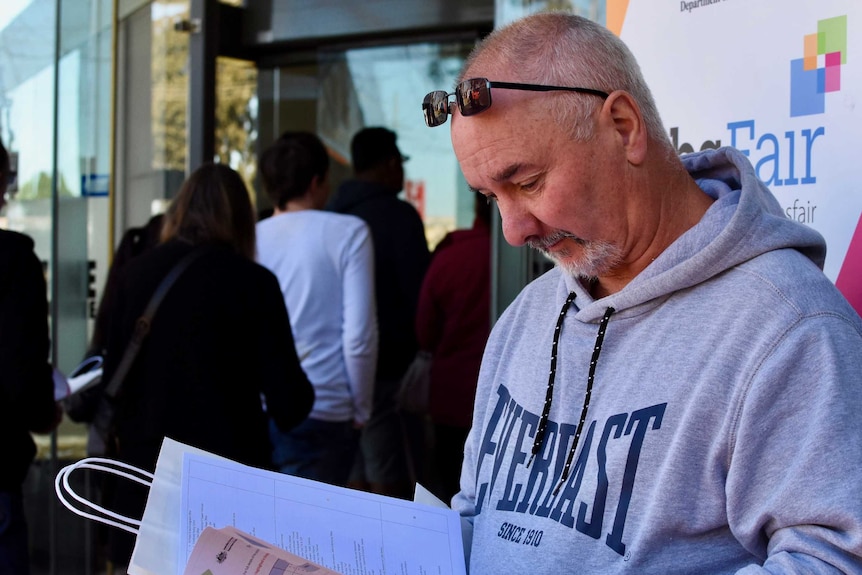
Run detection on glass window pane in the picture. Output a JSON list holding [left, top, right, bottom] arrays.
[[313, 42, 476, 249], [1, 3, 59, 573], [152, 0, 190, 175], [216, 56, 258, 200]]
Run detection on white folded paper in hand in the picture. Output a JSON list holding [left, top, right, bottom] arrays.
[[184, 525, 341, 575], [178, 452, 466, 575], [67, 355, 104, 394], [54, 355, 104, 400]]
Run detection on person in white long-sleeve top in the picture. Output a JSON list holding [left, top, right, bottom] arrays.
[[257, 131, 378, 487]]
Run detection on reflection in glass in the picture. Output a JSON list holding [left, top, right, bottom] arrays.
[[316, 43, 475, 249], [153, 1, 190, 173], [216, 56, 258, 199]]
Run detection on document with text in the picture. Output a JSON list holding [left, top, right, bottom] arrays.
[[178, 452, 467, 575], [183, 525, 341, 575]]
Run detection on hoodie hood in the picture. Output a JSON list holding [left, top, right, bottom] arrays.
[[567, 146, 827, 321]]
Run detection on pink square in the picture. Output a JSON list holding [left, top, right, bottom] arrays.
[[825, 65, 841, 92], [826, 51, 842, 67]]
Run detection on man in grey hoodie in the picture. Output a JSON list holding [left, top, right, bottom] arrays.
[[422, 12, 862, 574]]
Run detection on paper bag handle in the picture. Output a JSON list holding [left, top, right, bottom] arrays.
[[55, 457, 155, 534]]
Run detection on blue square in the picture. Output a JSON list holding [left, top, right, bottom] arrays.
[[790, 58, 825, 117], [817, 67, 826, 93]]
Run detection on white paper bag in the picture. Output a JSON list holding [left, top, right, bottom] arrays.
[[128, 438, 230, 575], [54, 437, 229, 575]]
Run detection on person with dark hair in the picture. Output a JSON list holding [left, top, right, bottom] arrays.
[[415, 193, 492, 503], [0, 138, 61, 574], [348, 127, 408, 183], [327, 126, 430, 498], [90, 215, 164, 357], [424, 12, 862, 574], [100, 162, 314, 569], [257, 132, 377, 487]]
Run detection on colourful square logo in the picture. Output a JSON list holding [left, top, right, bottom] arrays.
[[790, 15, 847, 117]]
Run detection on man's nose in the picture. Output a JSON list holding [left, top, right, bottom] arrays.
[[498, 197, 542, 247]]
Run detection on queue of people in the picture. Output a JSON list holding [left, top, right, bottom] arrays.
[[52, 125, 444, 573], [4, 10, 862, 575]]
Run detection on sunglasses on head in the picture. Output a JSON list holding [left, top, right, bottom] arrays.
[[422, 77, 610, 127]]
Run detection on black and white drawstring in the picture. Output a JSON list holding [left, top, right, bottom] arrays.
[[525, 291, 615, 496], [527, 292, 577, 468]]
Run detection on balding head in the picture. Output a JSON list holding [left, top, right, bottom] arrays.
[[461, 12, 670, 148]]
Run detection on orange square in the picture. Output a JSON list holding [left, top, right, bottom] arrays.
[[804, 33, 818, 59]]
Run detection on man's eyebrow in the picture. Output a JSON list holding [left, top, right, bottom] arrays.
[[465, 163, 528, 193], [491, 163, 524, 183]]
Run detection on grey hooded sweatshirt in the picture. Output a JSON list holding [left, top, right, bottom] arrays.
[[453, 147, 862, 574]]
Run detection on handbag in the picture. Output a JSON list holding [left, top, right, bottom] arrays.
[[396, 350, 432, 413]]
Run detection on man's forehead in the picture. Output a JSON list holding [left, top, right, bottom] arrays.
[[452, 120, 545, 189]]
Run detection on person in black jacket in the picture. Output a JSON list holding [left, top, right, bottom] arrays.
[[0, 138, 61, 574], [327, 127, 430, 498], [100, 163, 314, 569]]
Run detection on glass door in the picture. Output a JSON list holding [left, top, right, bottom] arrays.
[[257, 40, 479, 249]]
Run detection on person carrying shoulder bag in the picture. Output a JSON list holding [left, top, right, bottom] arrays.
[[97, 163, 315, 572]]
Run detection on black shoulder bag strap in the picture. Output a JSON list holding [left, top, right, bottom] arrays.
[[104, 246, 209, 400]]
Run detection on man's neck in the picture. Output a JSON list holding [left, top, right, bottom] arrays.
[[591, 164, 715, 298], [274, 196, 316, 214]]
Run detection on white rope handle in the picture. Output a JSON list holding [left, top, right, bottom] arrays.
[[55, 457, 155, 535]]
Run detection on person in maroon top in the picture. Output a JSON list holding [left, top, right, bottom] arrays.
[[415, 194, 492, 502]]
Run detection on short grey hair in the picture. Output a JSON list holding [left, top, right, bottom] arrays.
[[461, 12, 672, 149]]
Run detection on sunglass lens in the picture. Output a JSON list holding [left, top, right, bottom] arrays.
[[422, 91, 450, 127], [457, 78, 491, 117]]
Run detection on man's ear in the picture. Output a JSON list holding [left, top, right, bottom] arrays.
[[604, 90, 647, 165]]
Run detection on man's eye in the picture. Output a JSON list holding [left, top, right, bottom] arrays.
[[484, 194, 497, 205], [520, 180, 538, 191]]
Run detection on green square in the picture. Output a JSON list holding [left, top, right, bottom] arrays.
[[818, 15, 847, 64]]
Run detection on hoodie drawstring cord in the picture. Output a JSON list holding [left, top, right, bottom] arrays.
[[523, 291, 615, 496], [553, 305, 615, 495], [527, 292, 577, 468]]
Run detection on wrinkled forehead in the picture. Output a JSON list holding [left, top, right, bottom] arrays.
[[450, 104, 550, 192], [448, 91, 511, 155]]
